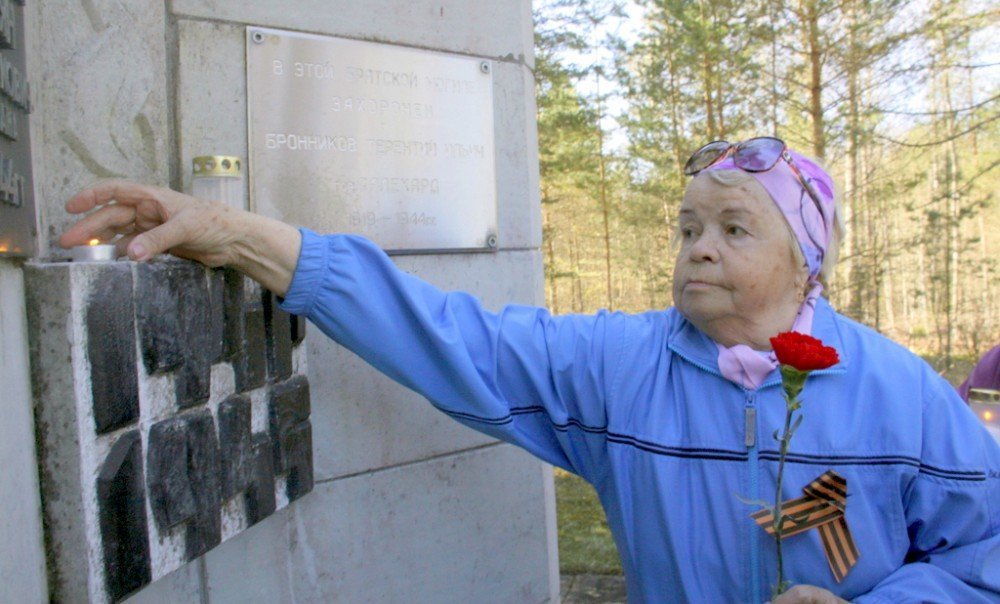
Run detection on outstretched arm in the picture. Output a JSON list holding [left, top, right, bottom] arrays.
[[61, 180, 621, 481], [59, 180, 301, 295]]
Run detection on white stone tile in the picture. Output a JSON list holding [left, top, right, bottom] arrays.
[[306, 250, 544, 482], [203, 509, 294, 603], [286, 444, 554, 603], [123, 561, 203, 604]]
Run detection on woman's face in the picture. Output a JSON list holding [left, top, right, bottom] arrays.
[[672, 175, 807, 344]]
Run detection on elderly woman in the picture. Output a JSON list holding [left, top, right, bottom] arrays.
[[61, 137, 999, 603]]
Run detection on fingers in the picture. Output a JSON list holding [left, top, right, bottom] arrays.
[[63, 180, 226, 263], [65, 179, 166, 214], [114, 234, 137, 259], [771, 585, 845, 604], [127, 213, 195, 261], [58, 203, 138, 248]]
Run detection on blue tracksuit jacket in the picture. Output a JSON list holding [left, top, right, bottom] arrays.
[[279, 229, 1000, 603]]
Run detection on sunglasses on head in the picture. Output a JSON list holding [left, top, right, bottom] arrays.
[[684, 136, 828, 235]]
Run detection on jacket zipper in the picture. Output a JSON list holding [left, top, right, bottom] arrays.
[[745, 391, 761, 604]]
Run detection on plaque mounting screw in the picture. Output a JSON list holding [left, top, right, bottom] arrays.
[[251, 30, 265, 44], [479, 61, 490, 74], [486, 234, 498, 249]]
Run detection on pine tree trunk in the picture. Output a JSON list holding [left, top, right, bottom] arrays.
[[804, 0, 826, 160]]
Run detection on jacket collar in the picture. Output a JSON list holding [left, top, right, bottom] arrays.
[[667, 297, 850, 384]]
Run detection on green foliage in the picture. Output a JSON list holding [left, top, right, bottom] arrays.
[[554, 469, 624, 575]]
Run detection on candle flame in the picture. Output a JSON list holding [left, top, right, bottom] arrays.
[[985, 410, 994, 422], [0, 246, 7, 253], [88, 238, 101, 246]]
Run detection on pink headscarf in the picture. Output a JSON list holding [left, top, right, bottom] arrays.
[[703, 150, 836, 279], [701, 148, 837, 389]]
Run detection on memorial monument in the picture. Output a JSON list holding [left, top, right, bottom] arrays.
[[0, 1, 552, 602]]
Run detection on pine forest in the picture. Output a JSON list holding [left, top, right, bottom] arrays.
[[534, 0, 1000, 367]]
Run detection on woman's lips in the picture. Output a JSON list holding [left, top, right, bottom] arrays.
[[683, 280, 722, 291]]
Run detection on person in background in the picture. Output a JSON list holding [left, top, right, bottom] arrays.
[[59, 137, 1000, 603], [959, 344, 1000, 402]]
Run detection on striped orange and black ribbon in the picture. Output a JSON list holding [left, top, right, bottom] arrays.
[[750, 470, 859, 582]]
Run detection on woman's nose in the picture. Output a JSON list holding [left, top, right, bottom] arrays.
[[687, 232, 721, 262]]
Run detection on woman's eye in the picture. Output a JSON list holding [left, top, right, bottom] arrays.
[[725, 225, 747, 237], [680, 227, 696, 239]]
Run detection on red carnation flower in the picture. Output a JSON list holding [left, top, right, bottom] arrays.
[[770, 331, 839, 371], [759, 331, 841, 597]]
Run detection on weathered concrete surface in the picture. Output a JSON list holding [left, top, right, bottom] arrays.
[[24, 262, 93, 602], [176, 20, 248, 202], [494, 61, 543, 250], [27, 1, 170, 255], [171, 0, 534, 68]]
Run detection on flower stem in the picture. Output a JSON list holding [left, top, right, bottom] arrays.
[[772, 395, 796, 599]]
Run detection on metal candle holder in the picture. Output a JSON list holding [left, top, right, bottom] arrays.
[[72, 239, 117, 262]]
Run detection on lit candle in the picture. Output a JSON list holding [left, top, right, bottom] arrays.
[[72, 238, 117, 262], [970, 388, 1000, 443]]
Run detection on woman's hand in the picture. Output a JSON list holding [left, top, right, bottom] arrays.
[[60, 180, 302, 295], [61, 180, 246, 266], [772, 585, 848, 604]]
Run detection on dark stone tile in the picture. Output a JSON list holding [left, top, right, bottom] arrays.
[[268, 375, 311, 449], [283, 422, 314, 502], [184, 410, 222, 561], [226, 272, 268, 392], [175, 361, 212, 410], [246, 433, 276, 526], [263, 291, 293, 383], [222, 269, 245, 362], [135, 261, 188, 374], [86, 263, 140, 434], [290, 314, 306, 347], [177, 267, 213, 408], [136, 260, 214, 408], [97, 431, 151, 601], [146, 417, 197, 530], [147, 412, 225, 560], [235, 304, 267, 392], [218, 395, 253, 500], [207, 269, 226, 364], [267, 376, 313, 503]]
